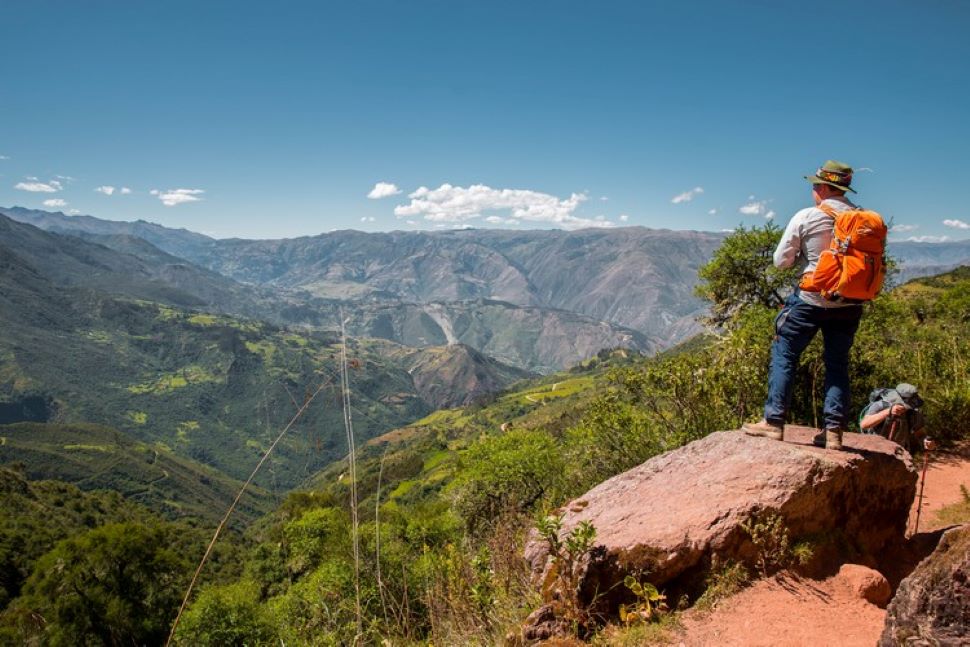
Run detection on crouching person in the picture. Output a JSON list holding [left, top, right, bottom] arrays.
[[860, 383, 926, 453]]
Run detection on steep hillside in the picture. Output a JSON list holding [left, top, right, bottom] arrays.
[[401, 343, 532, 409], [0, 422, 274, 524], [288, 298, 653, 373], [1, 205, 214, 261], [0, 249, 527, 491], [0, 214, 285, 321]]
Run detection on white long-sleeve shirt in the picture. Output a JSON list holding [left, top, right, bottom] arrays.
[[773, 197, 858, 308]]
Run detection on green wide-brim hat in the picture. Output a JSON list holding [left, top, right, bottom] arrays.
[[805, 159, 857, 193]]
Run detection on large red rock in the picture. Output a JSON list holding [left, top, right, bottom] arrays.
[[524, 426, 916, 612], [880, 524, 970, 646], [835, 563, 892, 607]]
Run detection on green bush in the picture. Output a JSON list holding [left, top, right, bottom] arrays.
[[451, 429, 564, 532], [175, 580, 275, 646]]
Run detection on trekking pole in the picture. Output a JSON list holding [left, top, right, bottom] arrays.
[[886, 412, 900, 443], [912, 437, 936, 535]]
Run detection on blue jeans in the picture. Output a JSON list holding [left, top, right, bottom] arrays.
[[764, 292, 863, 430]]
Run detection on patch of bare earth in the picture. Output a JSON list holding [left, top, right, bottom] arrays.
[[667, 442, 970, 647], [670, 573, 885, 646]]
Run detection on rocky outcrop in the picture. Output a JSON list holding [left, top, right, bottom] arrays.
[[880, 524, 970, 646], [524, 426, 916, 616]]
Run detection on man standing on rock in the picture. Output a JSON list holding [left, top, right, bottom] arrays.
[[742, 161, 866, 450]]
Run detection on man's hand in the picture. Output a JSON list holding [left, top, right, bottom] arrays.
[[890, 404, 908, 417]]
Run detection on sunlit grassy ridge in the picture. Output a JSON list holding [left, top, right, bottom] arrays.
[[0, 422, 274, 524]]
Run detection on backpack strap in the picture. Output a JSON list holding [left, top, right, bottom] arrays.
[[817, 203, 839, 219]]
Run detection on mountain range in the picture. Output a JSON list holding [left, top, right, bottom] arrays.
[[6, 206, 968, 370]]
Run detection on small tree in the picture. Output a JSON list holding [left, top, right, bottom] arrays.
[[174, 581, 276, 646], [695, 223, 799, 325], [7, 522, 190, 646]]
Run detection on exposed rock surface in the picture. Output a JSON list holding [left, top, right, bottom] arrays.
[[524, 426, 916, 615], [880, 524, 970, 646], [835, 564, 891, 607]]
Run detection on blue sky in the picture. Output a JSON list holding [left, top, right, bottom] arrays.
[[2, 0, 969, 240]]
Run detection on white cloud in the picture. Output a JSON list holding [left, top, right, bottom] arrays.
[[891, 224, 918, 233], [765, 210, 776, 220], [906, 235, 951, 243], [393, 183, 611, 230], [406, 220, 417, 226], [943, 218, 970, 230], [619, 214, 629, 222], [95, 185, 116, 196], [671, 186, 704, 204], [14, 178, 62, 193], [150, 188, 204, 207], [367, 182, 401, 199], [120, 187, 132, 194], [42, 198, 67, 208], [0, 154, 9, 160], [739, 199, 769, 216], [708, 208, 717, 215], [484, 215, 517, 225], [360, 216, 375, 222], [68, 209, 81, 215], [600, 196, 609, 202]]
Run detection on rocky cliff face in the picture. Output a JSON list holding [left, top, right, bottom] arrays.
[[880, 524, 970, 645], [524, 426, 917, 619]]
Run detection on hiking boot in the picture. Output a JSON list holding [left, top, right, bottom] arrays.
[[742, 420, 784, 441], [825, 428, 844, 451], [812, 429, 844, 449]]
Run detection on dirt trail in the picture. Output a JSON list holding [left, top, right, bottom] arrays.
[[909, 442, 970, 533], [671, 574, 886, 646], [668, 443, 970, 647]]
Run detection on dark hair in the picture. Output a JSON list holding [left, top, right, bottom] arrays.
[[817, 183, 846, 197]]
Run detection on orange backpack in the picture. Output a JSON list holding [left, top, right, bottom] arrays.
[[799, 203, 887, 301]]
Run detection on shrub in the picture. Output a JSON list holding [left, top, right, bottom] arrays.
[[536, 515, 598, 633], [451, 429, 564, 532], [174, 580, 275, 646], [740, 512, 812, 577]]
